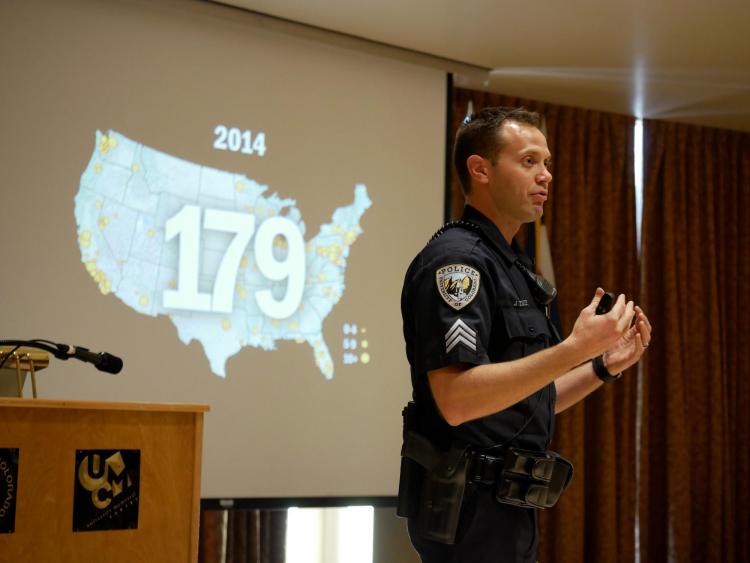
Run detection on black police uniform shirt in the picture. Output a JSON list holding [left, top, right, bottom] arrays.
[[401, 205, 557, 453]]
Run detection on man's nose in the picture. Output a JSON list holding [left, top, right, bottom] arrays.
[[538, 167, 552, 186]]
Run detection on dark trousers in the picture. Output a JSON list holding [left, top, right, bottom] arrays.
[[408, 487, 538, 563]]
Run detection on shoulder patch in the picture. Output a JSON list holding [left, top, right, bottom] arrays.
[[435, 264, 481, 310]]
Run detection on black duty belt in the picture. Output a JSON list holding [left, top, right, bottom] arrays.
[[401, 430, 574, 510], [398, 425, 575, 544]]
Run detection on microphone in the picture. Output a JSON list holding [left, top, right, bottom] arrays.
[[63, 346, 123, 374], [0, 340, 123, 374]]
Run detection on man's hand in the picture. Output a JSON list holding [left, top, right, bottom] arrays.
[[566, 288, 635, 362], [554, 300, 650, 413], [603, 306, 652, 374]]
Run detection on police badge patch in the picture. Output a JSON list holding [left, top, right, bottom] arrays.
[[436, 264, 480, 310]]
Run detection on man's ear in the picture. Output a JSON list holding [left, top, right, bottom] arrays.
[[466, 155, 489, 186]]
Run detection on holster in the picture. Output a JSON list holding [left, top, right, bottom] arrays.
[[396, 402, 470, 544], [397, 429, 470, 544]]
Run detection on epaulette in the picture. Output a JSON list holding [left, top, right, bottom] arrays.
[[427, 220, 482, 245]]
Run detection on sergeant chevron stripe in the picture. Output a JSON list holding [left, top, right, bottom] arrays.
[[445, 318, 477, 353]]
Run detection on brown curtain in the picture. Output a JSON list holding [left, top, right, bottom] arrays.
[[639, 120, 750, 563], [199, 510, 225, 563], [451, 88, 638, 562], [199, 509, 287, 563]]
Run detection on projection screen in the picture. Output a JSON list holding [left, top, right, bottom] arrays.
[[0, 0, 446, 498]]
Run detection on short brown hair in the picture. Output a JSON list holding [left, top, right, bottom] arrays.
[[453, 106, 541, 194]]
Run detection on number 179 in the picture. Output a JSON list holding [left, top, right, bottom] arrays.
[[163, 206, 305, 319]]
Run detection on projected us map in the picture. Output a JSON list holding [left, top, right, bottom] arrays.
[[74, 131, 371, 379]]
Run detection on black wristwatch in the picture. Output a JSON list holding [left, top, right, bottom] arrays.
[[592, 354, 622, 384]]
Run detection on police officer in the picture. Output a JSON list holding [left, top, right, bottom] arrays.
[[400, 107, 652, 562]]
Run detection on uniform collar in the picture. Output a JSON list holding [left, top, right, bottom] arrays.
[[460, 206, 533, 269]]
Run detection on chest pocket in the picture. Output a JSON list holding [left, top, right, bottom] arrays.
[[495, 306, 551, 360]]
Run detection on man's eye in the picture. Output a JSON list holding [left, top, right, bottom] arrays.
[[524, 157, 534, 165]]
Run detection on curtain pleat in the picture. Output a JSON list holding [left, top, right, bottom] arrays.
[[199, 510, 225, 563], [640, 120, 750, 563]]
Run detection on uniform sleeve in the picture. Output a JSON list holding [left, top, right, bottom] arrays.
[[408, 257, 494, 374]]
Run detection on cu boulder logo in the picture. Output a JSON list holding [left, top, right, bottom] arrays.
[[73, 449, 140, 532]]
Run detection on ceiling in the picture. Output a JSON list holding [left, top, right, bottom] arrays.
[[213, 0, 750, 132]]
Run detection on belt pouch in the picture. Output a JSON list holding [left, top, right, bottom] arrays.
[[415, 443, 470, 544], [495, 448, 574, 509]]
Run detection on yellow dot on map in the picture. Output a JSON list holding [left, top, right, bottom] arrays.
[[95, 200, 103, 209], [240, 256, 249, 268], [344, 231, 356, 245], [252, 264, 258, 272], [360, 353, 371, 364], [110, 137, 118, 148], [332, 225, 341, 234], [94, 163, 103, 173], [139, 295, 150, 307], [99, 137, 110, 154], [168, 279, 177, 289], [235, 181, 245, 192], [271, 319, 280, 327], [79, 231, 91, 248], [323, 287, 331, 297], [324, 362, 332, 374], [132, 163, 140, 173], [222, 319, 231, 331], [147, 228, 155, 238], [99, 274, 111, 294], [238, 287, 247, 299], [361, 328, 367, 334], [318, 273, 327, 282], [98, 217, 109, 230], [361, 340, 368, 349], [289, 320, 299, 330], [306, 243, 312, 252], [85, 261, 97, 274]]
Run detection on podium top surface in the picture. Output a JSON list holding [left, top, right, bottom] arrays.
[[0, 397, 209, 412]]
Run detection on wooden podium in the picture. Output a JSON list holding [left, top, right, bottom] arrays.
[[0, 398, 209, 562]]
